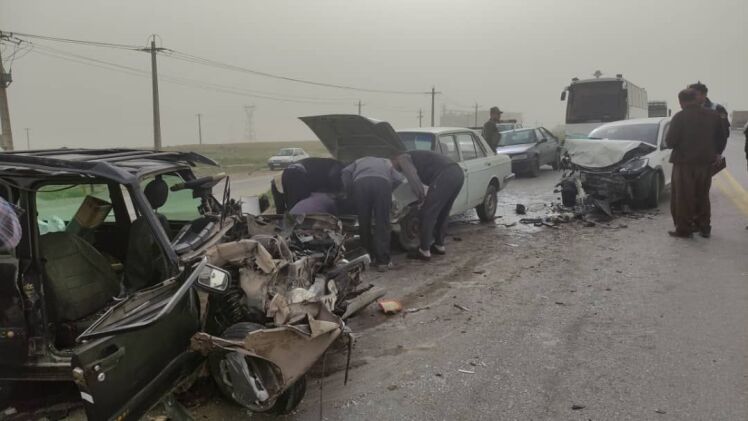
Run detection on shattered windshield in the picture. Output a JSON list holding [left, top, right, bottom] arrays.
[[499, 130, 535, 146], [566, 81, 626, 124], [588, 123, 660, 145]]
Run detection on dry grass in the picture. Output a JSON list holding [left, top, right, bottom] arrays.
[[166, 141, 331, 174]]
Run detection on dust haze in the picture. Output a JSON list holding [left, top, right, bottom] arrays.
[[1, 0, 746, 149]]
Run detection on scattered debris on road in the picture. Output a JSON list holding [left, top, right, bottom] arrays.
[[378, 299, 403, 314], [404, 305, 430, 314], [457, 369, 476, 374], [453, 304, 471, 312], [571, 404, 586, 410], [515, 203, 527, 215]]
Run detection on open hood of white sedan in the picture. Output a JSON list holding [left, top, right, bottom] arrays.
[[299, 114, 406, 164]]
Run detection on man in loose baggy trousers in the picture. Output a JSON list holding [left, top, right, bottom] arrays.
[[665, 88, 725, 238]]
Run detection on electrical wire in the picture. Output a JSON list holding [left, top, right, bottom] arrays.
[[22, 41, 357, 105], [162, 50, 431, 95], [2, 30, 432, 95], [1, 30, 142, 51]]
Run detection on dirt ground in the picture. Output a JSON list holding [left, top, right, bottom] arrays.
[[190, 135, 748, 421]]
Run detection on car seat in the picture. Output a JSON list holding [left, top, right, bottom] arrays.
[[124, 177, 171, 292], [40, 231, 120, 322]]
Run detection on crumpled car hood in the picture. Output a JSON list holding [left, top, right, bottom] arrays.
[[496, 143, 535, 155], [565, 138, 656, 168]]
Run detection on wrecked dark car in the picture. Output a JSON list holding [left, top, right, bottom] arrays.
[[0, 149, 378, 420], [559, 117, 672, 210]]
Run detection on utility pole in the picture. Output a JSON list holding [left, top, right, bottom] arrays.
[[430, 86, 441, 127], [357, 100, 363, 116], [24, 128, 30, 150], [142, 35, 165, 150], [0, 46, 13, 151], [418, 109, 423, 127], [196, 114, 203, 145], [474, 102, 479, 127]]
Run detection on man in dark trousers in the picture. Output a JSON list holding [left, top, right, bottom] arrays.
[[342, 156, 405, 272], [280, 157, 343, 210], [665, 88, 725, 238], [481, 106, 503, 151], [392, 150, 464, 260]]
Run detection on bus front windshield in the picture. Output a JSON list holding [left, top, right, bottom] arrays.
[[566, 81, 626, 124]]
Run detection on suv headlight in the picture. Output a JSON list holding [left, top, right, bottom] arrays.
[[618, 157, 649, 174]]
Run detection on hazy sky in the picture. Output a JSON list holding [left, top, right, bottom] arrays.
[[1, 0, 746, 149]]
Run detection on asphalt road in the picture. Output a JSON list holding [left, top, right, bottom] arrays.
[[192, 131, 748, 420]]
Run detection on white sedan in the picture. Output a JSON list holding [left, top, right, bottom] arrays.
[[300, 115, 513, 250]]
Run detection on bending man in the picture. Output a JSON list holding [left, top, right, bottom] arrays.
[[392, 150, 464, 261]]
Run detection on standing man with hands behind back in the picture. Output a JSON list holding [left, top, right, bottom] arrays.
[[665, 88, 725, 239], [482, 106, 503, 151]]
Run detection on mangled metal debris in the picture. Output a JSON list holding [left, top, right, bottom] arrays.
[[188, 212, 383, 412]]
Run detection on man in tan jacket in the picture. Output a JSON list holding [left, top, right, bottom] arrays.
[[665, 88, 724, 238]]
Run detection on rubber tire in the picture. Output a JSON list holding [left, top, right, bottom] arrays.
[[527, 157, 541, 178], [476, 183, 498, 222], [644, 172, 662, 209], [397, 210, 421, 252], [208, 322, 307, 415]]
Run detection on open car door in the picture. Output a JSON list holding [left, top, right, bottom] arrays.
[[70, 261, 206, 421]]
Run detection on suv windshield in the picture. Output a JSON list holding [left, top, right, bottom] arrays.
[[398, 132, 435, 151], [277, 149, 294, 156], [499, 130, 535, 146], [588, 123, 660, 145]]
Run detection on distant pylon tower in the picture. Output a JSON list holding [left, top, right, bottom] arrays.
[[243, 105, 256, 141]]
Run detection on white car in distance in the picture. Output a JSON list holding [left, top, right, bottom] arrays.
[[267, 147, 309, 170]]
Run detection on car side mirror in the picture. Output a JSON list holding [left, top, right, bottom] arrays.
[[197, 264, 231, 293], [560, 91, 566, 101], [538, 138, 547, 143]]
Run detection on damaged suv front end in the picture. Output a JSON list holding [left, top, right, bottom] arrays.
[[0, 149, 378, 420]]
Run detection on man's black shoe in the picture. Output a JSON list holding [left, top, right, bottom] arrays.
[[668, 230, 693, 238]]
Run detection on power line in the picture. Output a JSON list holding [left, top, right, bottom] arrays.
[[20, 41, 359, 105], [1, 30, 142, 51], [1, 30, 432, 95], [163, 50, 431, 95]]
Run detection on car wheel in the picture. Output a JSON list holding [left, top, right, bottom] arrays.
[[208, 322, 307, 414], [476, 183, 498, 222], [528, 157, 541, 177], [397, 210, 420, 251], [644, 172, 662, 208]]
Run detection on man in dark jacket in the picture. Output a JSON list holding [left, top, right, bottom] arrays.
[[342, 156, 405, 271], [665, 88, 724, 238], [482, 107, 503, 151], [392, 150, 464, 260], [280, 157, 343, 210], [689, 82, 730, 142]]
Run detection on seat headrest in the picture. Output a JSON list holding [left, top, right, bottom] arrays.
[[144, 178, 168, 210]]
